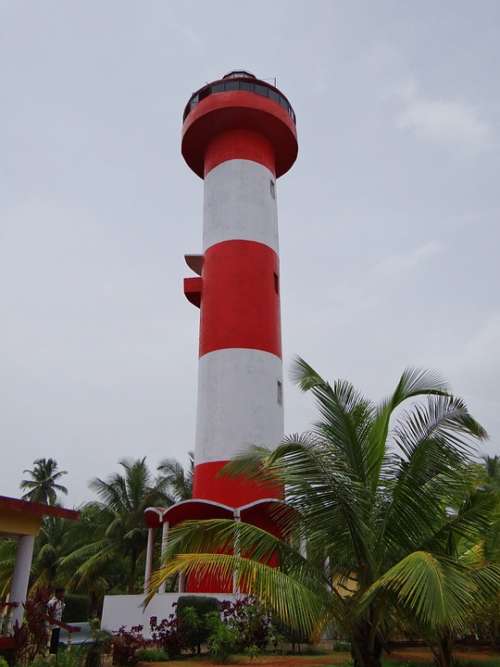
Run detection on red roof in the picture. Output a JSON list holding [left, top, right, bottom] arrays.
[[0, 495, 79, 521]]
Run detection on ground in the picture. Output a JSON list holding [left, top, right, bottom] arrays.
[[138, 647, 500, 667]]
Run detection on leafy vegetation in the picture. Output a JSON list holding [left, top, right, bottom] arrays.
[[3, 362, 500, 667], [157, 451, 194, 502], [206, 614, 239, 664], [84, 618, 112, 667], [20, 458, 68, 505], [12, 589, 50, 665], [134, 647, 169, 662], [110, 598, 290, 664], [151, 359, 500, 667], [0, 456, 193, 607], [177, 596, 219, 654], [63, 458, 171, 594]]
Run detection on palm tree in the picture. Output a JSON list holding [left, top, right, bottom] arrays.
[[30, 517, 73, 591], [150, 359, 500, 667], [481, 455, 500, 491], [58, 502, 128, 612], [0, 517, 72, 598], [157, 452, 194, 502], [20, 458, 68, 505], [63, 458, 170, 594], [403, 488, 499, 665], [0, 540, 16, 598]]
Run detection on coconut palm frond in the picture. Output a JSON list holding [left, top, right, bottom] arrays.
[[149, 552, 333, 640]]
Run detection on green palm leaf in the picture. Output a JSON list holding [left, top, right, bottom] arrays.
[[149, 552, 332, 640]]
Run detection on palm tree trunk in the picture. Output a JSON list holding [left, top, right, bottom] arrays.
[[90, 591, 100, 618], [491, 616, 499, 648], [351, 621, 383, 667], [431, 632, 455, 667]]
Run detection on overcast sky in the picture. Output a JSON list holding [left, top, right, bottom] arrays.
[[1, 1, 499, 507]]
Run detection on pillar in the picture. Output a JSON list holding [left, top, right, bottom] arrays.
[[158, 521, 169, 594], [143, 527, 155, 594], [10, 534, 35, 628], [233, 509, 241, 595]]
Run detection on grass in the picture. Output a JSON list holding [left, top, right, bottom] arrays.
[[136, 651, 500, 667]]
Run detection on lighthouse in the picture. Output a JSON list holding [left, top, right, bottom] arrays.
[[145, 70, 298, 594]]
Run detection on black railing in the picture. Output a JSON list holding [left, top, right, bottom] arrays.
[[183, 78, 296, 125]]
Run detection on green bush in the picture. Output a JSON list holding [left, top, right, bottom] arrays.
[[134, 648, 169, 662], [178, 606, 203, 655], [244, 644, 260, 661], [207, 615, 239, 664], [176, 596, 219, 654], [55, 646, 87, 667], [176, 595, 219, 617], [85, 618, 112, 667], [0, 657, 9, 667], [269, 630, 287, 655], [64, 594, 90, 622], [30, 656, 53, 667], [272, 618, 312, 653], [29, 646, 87, 667], [220, 598, 271, 650]]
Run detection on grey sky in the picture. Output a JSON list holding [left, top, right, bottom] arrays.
[[1, 1, 499, 507]]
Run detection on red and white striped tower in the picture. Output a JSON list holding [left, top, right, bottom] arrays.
[[146, 71, 297, 594]]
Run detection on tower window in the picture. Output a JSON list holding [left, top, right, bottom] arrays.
[[270, 179, 276, 199], [277, 380, 283, 405], [273, 271, 280, 295]]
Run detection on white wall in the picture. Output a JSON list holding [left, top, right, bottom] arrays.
[[101, 593, 235, 635]]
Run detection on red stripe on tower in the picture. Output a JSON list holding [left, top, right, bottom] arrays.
[[199, 240, 281, 358], [204, 129, 276, 176]]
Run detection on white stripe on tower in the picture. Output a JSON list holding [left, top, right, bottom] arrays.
[[195, 348, 284, 465], [203, 159, 279, 253]]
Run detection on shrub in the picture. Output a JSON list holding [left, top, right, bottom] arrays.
[[54, 646, 87, 667], [112, 625, 145, 665], [272, 617, 311, 653], [207, 615, 239, 664], [149, 615, 182, 659], [85, 618, 112, 667], [268, 629, 287, 655], [175, 596, 219, 654], [134, 648, 169, 662], [220, 596, 271, 650], [30, 656, 53, 667], [29, 649, 87, 667], [244, 644, 260, 661], [176, 595, 219, 617], [12, 589, 51, 665], [0, 658, 9, 667], [177, 606, 202, 655]]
